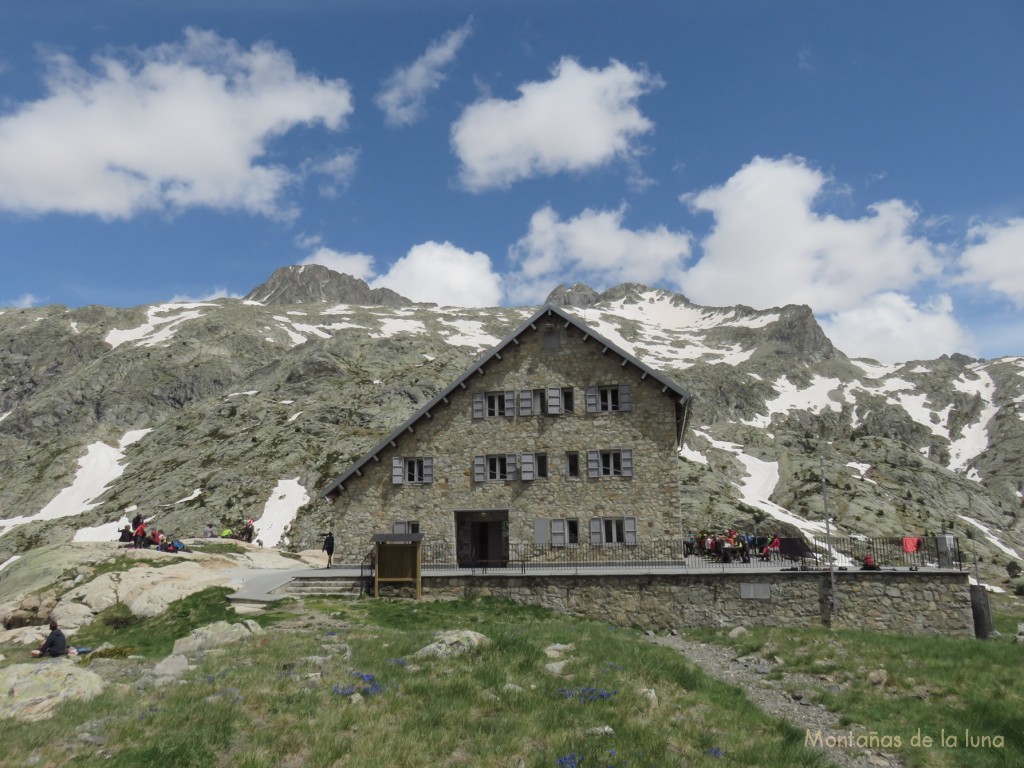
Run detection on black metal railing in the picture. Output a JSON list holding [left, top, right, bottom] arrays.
[[417, 535, 964, 572]]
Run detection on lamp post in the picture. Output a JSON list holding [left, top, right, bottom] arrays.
[[821, 455, 837, 622]]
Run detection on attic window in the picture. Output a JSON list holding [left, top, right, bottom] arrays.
[[543, 329, 560, 350]]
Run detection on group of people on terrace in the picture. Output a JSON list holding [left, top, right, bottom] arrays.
[[685, 530, 782, 564]]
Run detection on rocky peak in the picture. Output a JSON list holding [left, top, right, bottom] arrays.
[[244, 265, 412, 306], [545, 283, 601, 307]]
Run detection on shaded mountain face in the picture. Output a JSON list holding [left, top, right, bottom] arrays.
[[243, 264, 413, 306], [1, 271, 1021, 589]]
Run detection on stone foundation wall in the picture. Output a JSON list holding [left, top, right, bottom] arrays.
[[419, 570, 974, 637]]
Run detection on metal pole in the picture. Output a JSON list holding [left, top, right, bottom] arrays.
[[821, 455, 837, 621]]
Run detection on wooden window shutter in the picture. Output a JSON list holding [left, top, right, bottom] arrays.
[[534, 519, 549, 546], [392, 457, 404, 485], [504, 390, 516, 416], [621, 448, 633, 477], [551, 518, 567, 547], [624, 516, 638, 545], [473, 455, 486, 482], [505, 453, 518, 480], [521, 452, 535, 481], [472, 392, 485, 419], [589, 518, 604, 546], [587, 450, 600, 479], [423, 456, 434, 483], [586, 385, 599, 413], [519, 390, 534, 416], [393, 521, 408, 534], [546, 387, 562, 414], [619, 383, 632, 411]]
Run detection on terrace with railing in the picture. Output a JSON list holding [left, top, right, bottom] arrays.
[[415, 534, 965, 574]]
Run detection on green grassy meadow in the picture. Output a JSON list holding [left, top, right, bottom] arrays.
[[0, 591, 1021, 768]]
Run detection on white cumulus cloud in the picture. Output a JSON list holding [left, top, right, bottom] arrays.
[[956, 218, 1024, 307], [0, 29, 353, 219], [169, 287, 241, 303], [375, 19, 472, 126], [371, 241, 502, 306], [301, 247, 376, 280], [682, 156, 942, 313], [506, 205, 692, 304], [821, 293, 975, 363], [451, 57, 660, 191]]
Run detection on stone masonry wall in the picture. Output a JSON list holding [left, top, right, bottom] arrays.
[[419, 570, 975, 637], [330, 321, 686, 563]]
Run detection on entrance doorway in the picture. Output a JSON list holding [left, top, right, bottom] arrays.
[[454, 510, 509, 567]]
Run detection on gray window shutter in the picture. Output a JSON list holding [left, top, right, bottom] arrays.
[[551, 518, 567, 547], [393, 521, 408, 534], [521, 452, 535, 481], [473, 455, 486, 482], [546, 387, 562, 415], [619, 383, 632, 411], [534, 519, 549, 546], [392, 457, 404, 485], [505, 453, 518, 480], [473, 392, 485, 419], [621, 448, 633, 477], [586, 385, 599, 413], [589, 518, 603, 546], [624, 516, 638, 545], [519, 390, 534, 416], [587, 450, 600, 478], [504, 390, 516, 416], [423, 456, 434, 483]]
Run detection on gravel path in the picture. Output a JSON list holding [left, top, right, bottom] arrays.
[[647, 633, 904, 768]]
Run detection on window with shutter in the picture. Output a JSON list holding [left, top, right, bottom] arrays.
[[587, 450, 600, 478], [392, 457, 404, 485], [535, 453, 548, 478], [621, 449, 633, 478], [503, 390, 516, 416], [546, 387, 562, 414], [393, 521, 407, 534], [566, 452, 580, 478], [423, 456, 434, 483], [519, 390, 534, 416], [551, 518, 566, 547], [473, 392, 485, 419], [473, 455, 486, 482], [521, 452, 536, 481], [534, 519, 550, 546], [619, 383, 632, 411], [589, 518, 603, 546], [624, 516, 638, 545], [505, 452, 518, 480], [562, 387, 575, 412], [585, 385, 599, 413]]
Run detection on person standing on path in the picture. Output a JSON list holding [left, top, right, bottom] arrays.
[[322, 532, 335, 569]]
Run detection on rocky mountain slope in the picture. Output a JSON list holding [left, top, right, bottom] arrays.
[[1, 266, 1021, 587]]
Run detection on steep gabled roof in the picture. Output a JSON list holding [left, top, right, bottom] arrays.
[[320, 303, 692, 499]]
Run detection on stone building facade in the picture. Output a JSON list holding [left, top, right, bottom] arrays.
[[321, 305, 692, 565]]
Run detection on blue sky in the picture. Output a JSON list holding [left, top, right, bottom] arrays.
[[1, 1, 1022, 363]]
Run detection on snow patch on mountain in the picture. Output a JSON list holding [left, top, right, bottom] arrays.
[[742, 376, 843, 428], [2, 429, 151, 538], [949, 367, 997, 474], [105, 303, 216, 348], [253, 478, 309, 548]]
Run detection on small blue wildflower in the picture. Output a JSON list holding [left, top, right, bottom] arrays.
[[705, 747, 724, 758], [556, 753, 583, 768], [387, 658, 409, 666], [326, 630, 336, 636]]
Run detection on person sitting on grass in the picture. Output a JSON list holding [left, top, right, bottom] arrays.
[[31, 621, 66, 658]]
